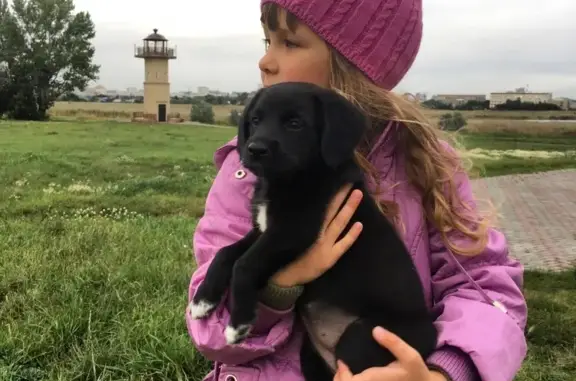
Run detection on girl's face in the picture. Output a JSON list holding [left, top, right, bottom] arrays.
[[259, 8, 330, 88]]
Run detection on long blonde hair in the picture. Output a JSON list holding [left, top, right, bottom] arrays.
[[262, 4, 492, 256]]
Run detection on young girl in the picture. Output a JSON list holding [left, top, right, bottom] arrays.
[[186, 1, 528, 380]]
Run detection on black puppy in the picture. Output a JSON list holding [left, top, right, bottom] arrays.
[[190, 82, 437, 378]]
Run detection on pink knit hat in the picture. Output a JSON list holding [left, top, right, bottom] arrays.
[[260, 0, 422, 90]]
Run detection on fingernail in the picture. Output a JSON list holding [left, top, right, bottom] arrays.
[[374, 326, 387, 336]]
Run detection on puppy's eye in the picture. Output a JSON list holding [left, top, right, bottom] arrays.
[[251, 116, 260, 125], [287, 118, 301, 130]]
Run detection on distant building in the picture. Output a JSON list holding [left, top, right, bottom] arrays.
[[84, 85, 107, 96], [208, 89, 227, 96], [550, 97, 576, 111], [414, 92, 428, 102], [432, 94, 486, 107], [489, 88, 552, 108], [197, 86, 210, 95], [402, 92, 428, 103]]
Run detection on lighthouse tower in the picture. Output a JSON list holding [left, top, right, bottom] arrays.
[[134, 29, 177, 122]]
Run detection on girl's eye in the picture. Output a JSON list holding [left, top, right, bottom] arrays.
[[262, 38, 270, 50], [262, 37, 298, 50]]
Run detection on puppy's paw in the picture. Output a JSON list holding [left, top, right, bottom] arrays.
[[225, 324, 253, 344], [188, 299, 216, 319]]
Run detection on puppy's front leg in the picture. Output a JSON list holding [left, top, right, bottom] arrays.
[[335, 318, 395, 374], [190, 229, 260, 319], [224, 232, 305, 344], [335, 317, 437, 375]]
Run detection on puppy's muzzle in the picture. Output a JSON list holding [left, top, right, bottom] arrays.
[[247, 142, 270, 159]]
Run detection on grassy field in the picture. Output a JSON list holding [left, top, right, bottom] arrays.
[[49, 101, 576, 124], [1, 120, 575, 380]]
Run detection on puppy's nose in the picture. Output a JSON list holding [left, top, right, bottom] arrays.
[[247, 142, 269, 157]]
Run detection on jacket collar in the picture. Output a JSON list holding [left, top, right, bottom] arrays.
[[214, 136, 239, 170]]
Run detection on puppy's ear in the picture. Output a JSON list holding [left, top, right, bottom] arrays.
[[316, 89, 367, 168], [238, 88, 264, 150]]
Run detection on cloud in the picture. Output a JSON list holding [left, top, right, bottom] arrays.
[[87, 0, 576, 97], [92, 28, 264, 92]]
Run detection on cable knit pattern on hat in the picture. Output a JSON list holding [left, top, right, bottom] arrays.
[[356, 0, 399, 56], [260, 0, 422, 90], [322, 0, 357, 31], [378, 1, 420, 86]]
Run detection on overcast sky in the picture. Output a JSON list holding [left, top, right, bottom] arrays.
[[73, 0, 576, 97]]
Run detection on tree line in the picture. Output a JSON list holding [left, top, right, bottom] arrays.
[[59, 92, 253, 106], [422, 98, 562, 111], [171, 93, 252, 106]]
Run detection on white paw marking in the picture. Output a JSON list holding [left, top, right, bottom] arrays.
[[225, 324, 253, 344], [189, 300, 215, 319], [256, 203, 268, 232]]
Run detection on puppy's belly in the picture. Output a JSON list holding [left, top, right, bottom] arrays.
[[300, 301, 359, 371]]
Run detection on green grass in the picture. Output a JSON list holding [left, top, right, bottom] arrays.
[[1, 120, 575, 380], [516, 270, 576, 381], [460, 132, 576, 177], [462, 132, 576, 152]]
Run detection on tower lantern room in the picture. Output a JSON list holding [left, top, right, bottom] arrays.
[[134, 29, 177, 122]]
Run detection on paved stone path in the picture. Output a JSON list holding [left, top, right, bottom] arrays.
[[471, 169, 576, 271]]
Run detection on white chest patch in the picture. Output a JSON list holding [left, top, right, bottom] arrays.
[[256, 203, 268, 232]]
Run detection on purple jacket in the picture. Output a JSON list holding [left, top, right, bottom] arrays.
[[185, 126, 528, 381]]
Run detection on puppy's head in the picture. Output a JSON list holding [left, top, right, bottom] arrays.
[[238, 82, 367, 178]]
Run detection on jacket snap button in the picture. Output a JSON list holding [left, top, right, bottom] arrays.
[[234, 169, 246, 179], [225, 375, 237, 381]]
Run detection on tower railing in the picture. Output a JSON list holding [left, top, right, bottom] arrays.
[[134, 45, 177, 59]]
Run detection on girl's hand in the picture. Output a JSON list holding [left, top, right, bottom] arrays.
[[334, 327, 447, 381], [271, 184, 363, 287]]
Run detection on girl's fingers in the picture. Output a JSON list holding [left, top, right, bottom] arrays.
[[325, 189, 363, 242], [335, 361, 354, 381], [332, 222, 363, 256], [333, 368, 342, 381], [322, 184, 353, 232], [371, 327, 426, 373]]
